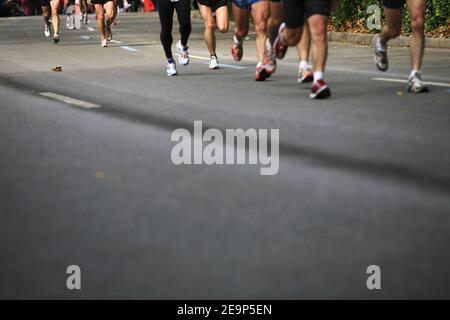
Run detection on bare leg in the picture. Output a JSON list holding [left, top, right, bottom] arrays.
[[51, 0, 61, 35], [407, 0, 425, 71], [250, 1, 269, 63]]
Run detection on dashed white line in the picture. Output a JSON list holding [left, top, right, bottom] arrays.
[[86, 26, 95, 31], [109, 39, 123, 44], [372, 77, 450, 88], [120, 45, 139, 52], [39, 92, 101, 109]]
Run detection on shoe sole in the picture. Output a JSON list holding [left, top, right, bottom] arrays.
[[373, 52, 388, 72], [255, 69, 270, 82], [297, 75, 313, 84], [310, 87, 331, 99]]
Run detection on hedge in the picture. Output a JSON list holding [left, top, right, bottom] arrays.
[[331, 0, 449, 33]]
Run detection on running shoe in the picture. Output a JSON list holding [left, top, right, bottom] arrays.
[[274, 22, 288, 59], [66, 15, 75, 30], [52, 34, 60, 44], [231, 37, 243, 61], [254, 62, 270, 82], [310, 79, 331, 99], [408, 72, 429, 93], [209, 55, 219, 70], [297, 64, 313, 83], [166, 61, 177, 76], [101, 38, 107, 47], [374, 35, 388, 71], [176, 40, 190, 66], [106, 24, 113, 41], [44, 24, 51, 38], [262, 38, 276, 76]]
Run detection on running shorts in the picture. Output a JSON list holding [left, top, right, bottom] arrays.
[[198, 0, 228, 11], [38, 0, 50, 6], [382, 0, 405, 9], [233, 0, 262, 10], [91, 0, 113, 5], [283, 0, 331, 29]]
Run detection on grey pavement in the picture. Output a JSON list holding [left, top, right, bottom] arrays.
[[0, 13, 449, 299]]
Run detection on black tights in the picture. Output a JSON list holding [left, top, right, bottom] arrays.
[[158, 0, 192, 59]]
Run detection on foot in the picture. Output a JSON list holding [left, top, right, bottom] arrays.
[[231, 36, 243, 62], [274, 22, 288, 59], [166, 61, 177, 76], [310, 79, 331, 99], [209, 55, 219, 70], [374, 35, 388, 71], [408, 72, 429, 93], [297, 64, 313, 83], [254, 62, 270, 82], [101, 38, 107, 47], [106, 24, 113, 41], [52, 34, 60, 44], [262, 38, 276, 76], [44, 24, 51, 38], [176, 40, 190, 66]]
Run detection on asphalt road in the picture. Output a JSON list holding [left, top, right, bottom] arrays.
[[0, 13, 449, 299]]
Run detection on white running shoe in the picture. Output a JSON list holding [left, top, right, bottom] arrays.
[[166, 61, 177, 76], [176, 40, 190, 66], [101, 38, 107, 47], [209, 55, 219, 70], [408, 72, 429, 93], [44, 25, 51, 38], [52, 34, 60, 44]]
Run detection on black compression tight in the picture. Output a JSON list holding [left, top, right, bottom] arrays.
[[158, 0, 192, 59]]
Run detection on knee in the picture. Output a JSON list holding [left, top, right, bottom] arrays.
[[43, 11, 50, 19], [410, 14, 424, 34], [309, 19, 327, 38], [268, 17, 283, 28], [285, 31, 301, 46], [388, 27, 401, 38], [235, 27, 248, 38], [254, 20, 266, 35], [204, 20, 214, 32], [217, 22, 229, 33]]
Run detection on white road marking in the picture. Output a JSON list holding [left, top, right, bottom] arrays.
[[179, 54, 247, 69], [372, 77, 450, 88], [86, 26, 95, 31], [109, 39, 123, 44], [39, 92, 100, 109], [80, 35, 91, 40], [120, 45, 139, 52]]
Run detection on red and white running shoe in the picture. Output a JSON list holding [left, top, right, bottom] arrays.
[[231, 39, 243, 62], [262, 39, 277, 76], [297, 65, 313, 83], [310, 79, 331, 99], [274, 22, 288, 59], [254, 62, 270, 81]]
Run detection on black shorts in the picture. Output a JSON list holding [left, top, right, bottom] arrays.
[[38, 0, 50, 7], [283, 0, 331, 29], [382, 0, 405, 9], [92, 0, 113, 5], [198, 0, 228, 11]]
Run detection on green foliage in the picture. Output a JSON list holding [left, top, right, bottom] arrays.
[[331, 0, 449, 32]]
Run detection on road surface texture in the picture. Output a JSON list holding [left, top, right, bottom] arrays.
[[0, 13, 449, 299]]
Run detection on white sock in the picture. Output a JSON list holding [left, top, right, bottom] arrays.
[[409, 69, 420, 79], [233, 35, 242, 45], [376, 36, 386, 52], [299, 60, 309, 70], [313, 71, 323, 83]]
